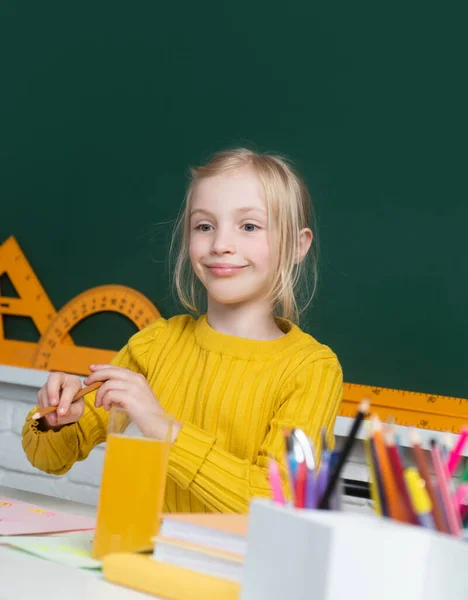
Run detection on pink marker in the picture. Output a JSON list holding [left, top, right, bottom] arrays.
[[268, 458, 286, 505], [446, 426, 468, 476]]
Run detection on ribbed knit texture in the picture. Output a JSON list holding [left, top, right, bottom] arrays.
[[22, 315, 343, 513]]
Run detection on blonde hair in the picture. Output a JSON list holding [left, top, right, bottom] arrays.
[[171, 148, 319, 323]]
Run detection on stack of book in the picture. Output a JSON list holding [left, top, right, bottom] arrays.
[[103, 513, 248, 599]]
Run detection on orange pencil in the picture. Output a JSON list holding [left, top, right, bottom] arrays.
[[371, 416, 407, 522], [27, 382, 103, 421]]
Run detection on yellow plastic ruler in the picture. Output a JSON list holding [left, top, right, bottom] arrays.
[[341, 383, 468, 433]]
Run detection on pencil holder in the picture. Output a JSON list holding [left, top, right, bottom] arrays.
[[242, 499, 468, 600]]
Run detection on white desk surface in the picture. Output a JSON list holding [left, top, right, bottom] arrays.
[[0, 484, 370, 599], [0, 485, 155, 600]]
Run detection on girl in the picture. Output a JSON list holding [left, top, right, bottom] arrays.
[[22, 148, 343, 513]]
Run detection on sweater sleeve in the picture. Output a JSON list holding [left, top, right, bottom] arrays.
[[167, 355, 343, 513], [21, 319, 166, 476]]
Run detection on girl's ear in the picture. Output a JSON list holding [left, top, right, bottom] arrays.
[[295, 228, 313, 264]]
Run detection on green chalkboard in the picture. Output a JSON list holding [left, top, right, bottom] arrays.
[[1, 2, 467, 398]]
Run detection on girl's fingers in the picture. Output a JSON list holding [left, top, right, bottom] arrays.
[[100, 390, 128, 412], [45, 411, 58, 427], [57, 382, 82, 417], [46, 372, 66, 407], [84, 365, 131, 386], [37, 387, 48, 409], [55, 399, 85, 426], [94, 380, 128, 409], [90, 364, 129, 374]]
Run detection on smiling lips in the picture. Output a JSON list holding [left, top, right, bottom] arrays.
[[205, 263, 247, 277]]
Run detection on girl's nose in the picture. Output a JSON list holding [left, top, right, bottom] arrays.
[[211, 229, 236, 254]]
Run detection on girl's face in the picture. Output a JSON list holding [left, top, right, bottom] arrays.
[[189, 167, 277, 308]]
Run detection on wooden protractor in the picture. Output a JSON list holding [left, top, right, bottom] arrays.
[[32, 285, 161, 375]]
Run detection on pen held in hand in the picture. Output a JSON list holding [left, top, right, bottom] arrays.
[[27, 382, 103, 421]]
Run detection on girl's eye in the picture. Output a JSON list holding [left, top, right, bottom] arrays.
[[196, 224, 214, 232], [242, 223, 258, 232]]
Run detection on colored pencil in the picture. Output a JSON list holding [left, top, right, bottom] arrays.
[[284, 433, 299, 478], [326, 451, 343, 510], [292, 429, 315, 471], [446, 426, 468, 476], [456, 482, 468, 521], [384, 428, 418, 524], [317, 448, 329, 492], [364, 422, 382, 516], [318, 398, 370, 508], [409, 429, 448, 534], [268, 457, 286, 505], [284, 432, 299, 499], [371, 416, 407, 522], [370, 434, 388, 517], [386, 417, 404, 460], [294, 461, 307, 508], [404, 468, 435, 529], [321, 427, 328, 453], [291, 429, 315, 509], [430, 440, 462, 537], [461, 461, 468, 483], [27, 382, 103, 421], [305, 466, 317, 509], [454, 482, 468, 518], [461, 504, 468, 522]]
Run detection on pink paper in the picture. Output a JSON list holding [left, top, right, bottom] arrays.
[[0, 496, 95, 536]]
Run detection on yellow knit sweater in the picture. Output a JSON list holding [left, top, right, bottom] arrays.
[[22, 315, 343, 513]]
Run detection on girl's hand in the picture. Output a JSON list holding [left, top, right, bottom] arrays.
[[37, 372, 85, 429], [85, 364, 180, 441]]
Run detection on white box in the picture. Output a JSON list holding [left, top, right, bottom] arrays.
[[242, 499, 468, 600]]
